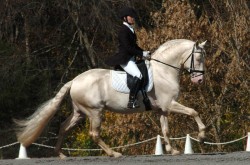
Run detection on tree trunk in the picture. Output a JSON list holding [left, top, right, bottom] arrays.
[[22, 13, 31, 65], [67, 0, 97, 69]]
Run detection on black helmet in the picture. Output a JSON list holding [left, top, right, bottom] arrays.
[[119, 7, 138, 19]]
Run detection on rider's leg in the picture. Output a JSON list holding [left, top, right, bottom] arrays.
[[121, 59, 142, 109], [121, 59, 142, 78], [127, 76, 141, 108]]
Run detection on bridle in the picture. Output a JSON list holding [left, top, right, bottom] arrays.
[[151, 44, 205, 78]]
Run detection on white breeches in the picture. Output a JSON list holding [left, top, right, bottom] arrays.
[[120, 58, 142, 79]]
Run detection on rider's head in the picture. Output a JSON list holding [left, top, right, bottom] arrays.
[[119, 7, 138, 25]]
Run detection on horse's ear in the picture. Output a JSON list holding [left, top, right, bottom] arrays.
[[199, 40, 207, 48]]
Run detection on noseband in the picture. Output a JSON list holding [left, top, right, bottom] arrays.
[[151, 44, 205, 77]]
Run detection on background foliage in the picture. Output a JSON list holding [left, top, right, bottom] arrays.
[[0, 0, 249, 159]]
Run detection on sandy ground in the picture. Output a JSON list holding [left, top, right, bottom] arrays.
[[0, 152, 249, 165]]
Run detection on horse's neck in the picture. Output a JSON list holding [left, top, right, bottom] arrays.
[[150, 45, 184, 88], [150, 39, 194, 93], [151, 60, 180, 84], [153, 46, 183, 66]]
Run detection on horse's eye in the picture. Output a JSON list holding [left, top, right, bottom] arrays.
[[195, 55, 201, 62]]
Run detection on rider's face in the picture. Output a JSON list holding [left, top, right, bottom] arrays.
[[126, 16, 135, 25]]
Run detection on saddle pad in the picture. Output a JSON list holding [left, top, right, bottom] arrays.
[[110, 61, 153, 94]]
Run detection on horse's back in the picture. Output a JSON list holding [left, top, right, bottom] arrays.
[[70, 69, 111, 106]]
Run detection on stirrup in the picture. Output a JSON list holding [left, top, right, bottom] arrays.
[[127, 100, 140, 109]]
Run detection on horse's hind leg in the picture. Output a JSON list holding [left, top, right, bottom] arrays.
[[55, 109, 84, 159], [160, 115, 180, 155], [88, 110, 122, 158]]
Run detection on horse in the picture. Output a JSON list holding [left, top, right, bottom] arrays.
[[15, 39, 207, 158]]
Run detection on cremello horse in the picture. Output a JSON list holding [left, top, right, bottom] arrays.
[[15, 39, 207, 158]]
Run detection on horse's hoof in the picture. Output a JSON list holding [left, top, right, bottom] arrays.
[[198, 137, 205, 144], [198, 134, 206, 143], [171, 149, 180, 155], [59, 152, 67, 159], [113, 152, 123, 158], [198, 131, 206, 143]]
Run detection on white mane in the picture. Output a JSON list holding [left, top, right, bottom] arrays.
[[153, 39, 194, 57]]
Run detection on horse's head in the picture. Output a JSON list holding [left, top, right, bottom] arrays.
[[183, 41, 206, 84]]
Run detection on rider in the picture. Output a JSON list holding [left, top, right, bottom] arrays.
[[105, 7, 150, 109]]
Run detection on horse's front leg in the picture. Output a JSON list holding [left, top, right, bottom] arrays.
[[160, 115, 180, 155], [169, 100, 206, 142]]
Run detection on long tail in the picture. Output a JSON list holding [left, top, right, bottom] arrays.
[[14, 81, 73, 147]]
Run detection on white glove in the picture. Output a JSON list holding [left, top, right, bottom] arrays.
[[143, 51, 151, 57]]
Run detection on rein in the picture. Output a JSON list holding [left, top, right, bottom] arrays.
[[150, 44, 205, 77], [150, 58, 181, 71]]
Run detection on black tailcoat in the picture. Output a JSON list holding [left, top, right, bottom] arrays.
[[106, 24, 143, 66]]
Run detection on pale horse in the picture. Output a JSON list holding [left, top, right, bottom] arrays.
[[15, 39, 207, 158]]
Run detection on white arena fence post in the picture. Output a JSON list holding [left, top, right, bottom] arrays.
[[155, 135, 163, 155], [246, 132, 250, 152], [16, 143, 30, 159], [184, 134, 193, 154]]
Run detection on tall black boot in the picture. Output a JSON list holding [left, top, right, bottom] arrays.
[[141, 90, 152, 111], [127, 77, 142, 109]]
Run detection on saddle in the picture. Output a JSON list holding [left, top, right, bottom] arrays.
[[110, 61, 153, 94], [110, 60, 153, 110]]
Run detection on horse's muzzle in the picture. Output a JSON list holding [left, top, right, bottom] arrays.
[[191, 74, 203, 84]]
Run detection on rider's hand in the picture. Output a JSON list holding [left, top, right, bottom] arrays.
[[143, 51, 151, 60], [143, 51, 150, 57]]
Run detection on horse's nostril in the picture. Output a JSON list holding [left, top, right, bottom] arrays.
[[198, 79, 203, 83]]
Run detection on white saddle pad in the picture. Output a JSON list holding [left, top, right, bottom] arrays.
[[110, 61, 153, 94]]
